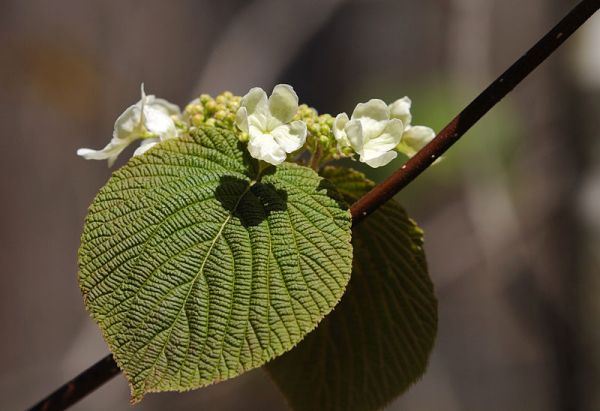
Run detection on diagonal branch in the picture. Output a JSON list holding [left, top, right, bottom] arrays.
[[29, 354, 119, 411], [28, 1, 599, 410]]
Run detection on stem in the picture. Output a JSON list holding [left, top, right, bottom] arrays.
[[255, 160, 271, 182], [309, 145, 323, 171], [28, 355, 119, 411], [28, 1, 598, 409]]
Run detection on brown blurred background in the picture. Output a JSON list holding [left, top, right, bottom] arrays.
[[1, 0, 599, 410]]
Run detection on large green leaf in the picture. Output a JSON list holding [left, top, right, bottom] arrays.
[[266, 167, 437, 411], [77, 127, 353, 402]]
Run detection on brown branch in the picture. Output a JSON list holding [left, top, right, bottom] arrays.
[[28, 1, 599, 410], [28, 354, 119, 411]]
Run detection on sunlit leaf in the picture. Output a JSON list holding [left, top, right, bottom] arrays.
[[78, 127, 353, 402]]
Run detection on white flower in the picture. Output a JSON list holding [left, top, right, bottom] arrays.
[[77, 85, 180, 166], [390, 96, 435, 157], [235, 84, 307, 165], [333, 99, 404, 168]]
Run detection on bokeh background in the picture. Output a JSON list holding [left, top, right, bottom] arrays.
[[1, 0, 599, 410]]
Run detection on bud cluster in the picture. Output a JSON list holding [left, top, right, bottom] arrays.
[[294, 105, 344, 165], [184, 92, 242, 133]]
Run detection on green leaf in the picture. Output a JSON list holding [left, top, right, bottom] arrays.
[[266, 167, 437, 411], [77, 127, 353, 402]]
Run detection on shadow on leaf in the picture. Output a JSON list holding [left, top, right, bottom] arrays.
[[215, 175, 288, 227]]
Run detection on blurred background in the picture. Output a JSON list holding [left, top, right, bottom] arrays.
[[1, 0, 599, 409]]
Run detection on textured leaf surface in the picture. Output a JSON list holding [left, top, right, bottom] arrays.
[[77, 127, 353, 401], [267, 167, 437, 411]]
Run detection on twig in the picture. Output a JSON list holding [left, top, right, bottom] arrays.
[[27, 1, 599, 410], [28, 354, 119, 411]]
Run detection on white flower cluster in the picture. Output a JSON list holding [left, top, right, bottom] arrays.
[[235, 85, 307, 165], [332, 97, 435, 167], [233, 85, 434, 167], [78, 84, 434, 169], [77, 85, 180, 166]]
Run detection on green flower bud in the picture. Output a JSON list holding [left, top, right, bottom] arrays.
[[205, 101, 217, 112], [238, 131, 249, 143], [214, 110, 227, 120], [192, 114, 204, 127]]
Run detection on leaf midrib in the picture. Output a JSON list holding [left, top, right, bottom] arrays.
[[141, 180, 253, 392]]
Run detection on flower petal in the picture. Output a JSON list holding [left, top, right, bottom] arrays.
[[345, 119, 365, 154], [333, 113, 350, 148], [268, 84, 299, 124], [395, 141, 417, 157], [144, 106, 177, 140], [357, 118, 388, 143], [113, 105, 142, 141], [150, 98, 181, 116], [247, 126, 287, 165], [133, 138, 159, 156], [240, 87, 269, 117], [137, 84, 180, 116], [77, 138, 130, 167], [389, 96, 412, 127], [351, 99, 390, 121], [363, 118, 404, 154], [271, 120, 307, 154], [402, 125, 435, 151], [361, 150, 397, 168], [235, 106, 249, 133]]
